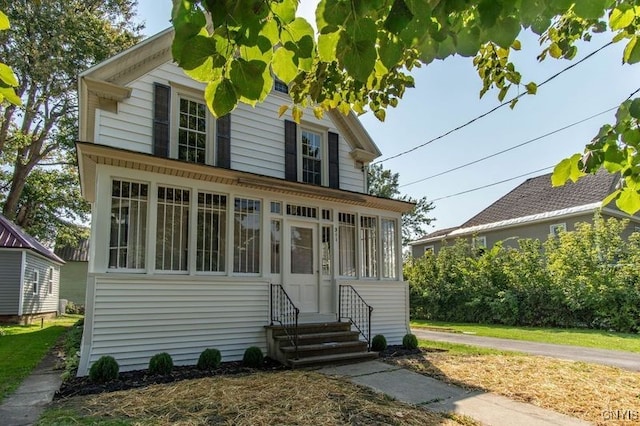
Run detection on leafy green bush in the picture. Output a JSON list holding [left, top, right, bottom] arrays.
[[64, 301, 85, 315], [148, 352, 173, 375], [371, 334, 387, 351], [242, 346, 263, 368], [61, 320, 84, 381], [402, 333, 418, 350], [197, 348, 222, 370], [89, 355, 119, 383]]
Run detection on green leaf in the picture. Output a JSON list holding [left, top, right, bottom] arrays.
[[610, 7, 635, 30], [0, 63, 18, 87], [374, 108, 386, 121], [603, 144, 625, 172], [525, 82, 537, 95], [204, 78, 237, 118], [487, 16, 521, 49], [552, 154, 584, 186], [272, 0, 297, 24], [338, 18, 378, 81], [278, 105, 289, 117], [623, 37, 640, 64], [601, 189, 621, 207], [319, 0, 351, 27], [292, 105, 303, 123], [0, 11, 9, 30], [616, 187, 640, 214], [318, 31, 341, 62], [549, 43, 563, 59], [629, 98, 640, 119], [384, 0, 414, 35], [272, 47, 299, 83], [230, 59, 267, 102], [477, 0, 502, 27], [379, 34, 403, 69], [179, 35, 217, 70], [456, 25, 481, 57], [573, 0, 608, 20], [511, 40, 521, 51], [0, 86, 21, 105]]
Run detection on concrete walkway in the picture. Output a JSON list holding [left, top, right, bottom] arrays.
[[318, 361, 589, 426], [0, 351, 62, 426], [412, 328, 640, 372]]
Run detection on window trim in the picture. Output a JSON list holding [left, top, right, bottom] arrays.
[[194, 190, 228, 274], [550, 222, 567, 237], [47, 267, 54, 295], [472, 235, 487, 249], [423, 245, 435, 255], [170, 84, 215, 165], [297, 124, 328, 186]]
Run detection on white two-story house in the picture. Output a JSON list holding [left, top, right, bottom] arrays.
[[76, 29, 413, 375]]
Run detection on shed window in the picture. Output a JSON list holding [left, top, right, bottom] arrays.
[[550, 223, 566, 237], [32, 270, 40, 294], [109, 180, 148, 270], [48, 267, 54, 295]]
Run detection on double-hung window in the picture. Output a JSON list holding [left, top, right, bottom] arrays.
[[233, 198, 261, 273], [47, 267, 54, 294], [156, 186, 190, 272], [381, 219, 397, 279], [301, 129, 322, 185], [338, 213, 356, 277], [178, 97, 207, 164], [32, 270, 39, 294], [196, 192, 227, 272], [109, 180, 148, 270]]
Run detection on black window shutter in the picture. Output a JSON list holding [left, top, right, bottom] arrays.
[[284, 120, 297, 182], [152, 83, 171, 157], [216, 114, 231, 168], [328, 131, 340, 189]]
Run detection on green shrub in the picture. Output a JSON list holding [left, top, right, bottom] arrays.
[[371, 334, 387, 351], [89, 355, 119, 383], [402, 333, 418, 350], [61, 320, 84, 381], [242, 346, 264, 368], [148, 352, 173, 375], [197, 348, 222, 370]]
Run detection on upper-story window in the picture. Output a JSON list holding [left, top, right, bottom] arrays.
[[274, 79, 289, 94], [178, 97, 207, 164], [301, 129, 322, 185]]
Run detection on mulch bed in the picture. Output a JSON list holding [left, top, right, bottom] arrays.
[[57, 345, 434, 400]]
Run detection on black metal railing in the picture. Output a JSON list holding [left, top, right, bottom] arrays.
[[270, 284, 300, 359], [338, 285, 373, 350]]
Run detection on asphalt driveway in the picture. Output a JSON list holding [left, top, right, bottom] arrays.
[[412, 328, 640, 372]]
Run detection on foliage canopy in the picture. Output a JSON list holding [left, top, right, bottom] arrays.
[[172, 0, 640, 213]]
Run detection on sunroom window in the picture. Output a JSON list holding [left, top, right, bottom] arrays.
[[196, 192, 227, 272], [338, 212, 356, 277], [234, 198, 261, 273], [109, 180, 148, 270], [381, 219, 397, 279], [360, 216, 377, 278], [156, 186, 190, 271]]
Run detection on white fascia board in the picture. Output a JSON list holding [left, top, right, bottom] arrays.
[[448, 202, 602, 237]]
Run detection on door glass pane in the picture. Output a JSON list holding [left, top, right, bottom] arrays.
[[291, 226, 313, 274]]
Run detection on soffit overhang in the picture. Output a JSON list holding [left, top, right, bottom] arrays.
[[76, 142, 414, 213]]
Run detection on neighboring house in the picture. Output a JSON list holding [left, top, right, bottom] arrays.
[[55, 237, 89, 305], [410, 169, 640, 256], [0, 214, 64, 324], [75, 29, 413, 375]]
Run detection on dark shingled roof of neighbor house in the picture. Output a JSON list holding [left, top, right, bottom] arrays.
[[0, 213, 64, 264], [462, 168, 618, 227]]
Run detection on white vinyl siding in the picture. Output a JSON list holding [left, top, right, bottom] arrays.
[[22, 254, 60, 315], [94, 62, 365, 192], [339, 280, 409, 345], [79, 276, 269, 374]]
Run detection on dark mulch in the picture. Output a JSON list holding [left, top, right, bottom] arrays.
[[57, 346, 432, 400], [56, 357, 285, 400]]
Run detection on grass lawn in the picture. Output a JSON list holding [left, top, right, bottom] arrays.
[[0, 315, 81, 402], [39, 371, 477, 426], [411, 320, 640, 353], [386, 339, 640, 425]]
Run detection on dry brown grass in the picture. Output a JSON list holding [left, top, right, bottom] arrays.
[[55, 371, 473, 425], [386, 353, 640, 426]]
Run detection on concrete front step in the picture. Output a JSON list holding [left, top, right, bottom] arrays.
[[281, 340, 368, 359], [289, 351, 379, 368], [274, 331, 361, 346], [267, 321, 352, 337]]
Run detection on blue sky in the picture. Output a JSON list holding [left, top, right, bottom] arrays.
[[136, 0, 639, 233]]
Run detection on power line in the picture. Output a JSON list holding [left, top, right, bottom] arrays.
[[399, 106, 616, 188], [373, 41, 614, 165], [431, 165, 554, 202]]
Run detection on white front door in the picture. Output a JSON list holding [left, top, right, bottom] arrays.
[[284, 221, 318, 313]]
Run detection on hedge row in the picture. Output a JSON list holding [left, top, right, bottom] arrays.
[[406, 214, 640, 332]]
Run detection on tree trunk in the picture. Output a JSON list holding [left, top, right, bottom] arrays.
[[2, 161, 29, 222]]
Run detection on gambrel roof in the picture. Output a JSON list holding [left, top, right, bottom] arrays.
[[0, 214, 64, 264], [410, 169, 624, 245]]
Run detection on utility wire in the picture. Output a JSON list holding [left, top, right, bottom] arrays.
[[399, 106, 616, 188], [373, 41, 614, 165], [431, 165, 554, 202]]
